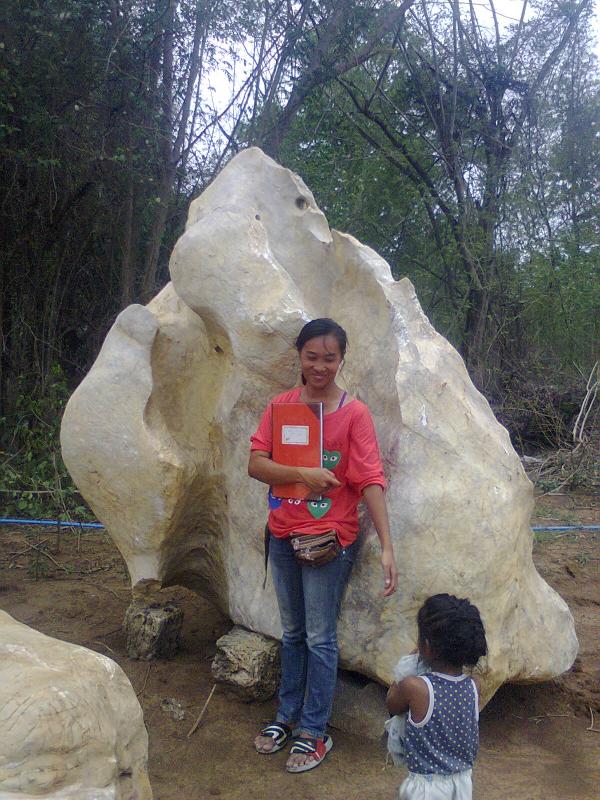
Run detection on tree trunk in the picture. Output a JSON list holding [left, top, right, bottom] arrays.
[[0, 258, 6, 416], [120, 135, 138, 306], [463, 285, 490, 388], [141, 0, 208, 299]]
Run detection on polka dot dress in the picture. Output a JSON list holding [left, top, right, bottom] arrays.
[[404, 673, 479, 775]]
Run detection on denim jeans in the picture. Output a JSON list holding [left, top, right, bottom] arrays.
[[269, 532, 358, 739]]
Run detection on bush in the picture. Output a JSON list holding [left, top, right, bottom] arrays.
[[0, 366, 91, 521]]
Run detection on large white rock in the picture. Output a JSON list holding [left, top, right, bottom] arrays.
[[61, 147, 577, 702], [0, 610, 151, 799]]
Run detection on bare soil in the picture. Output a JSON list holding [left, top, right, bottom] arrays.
[[0, 493, 599, 799]]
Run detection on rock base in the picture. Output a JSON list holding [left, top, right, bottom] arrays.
[[212, 626, 280, 701], [124, 600, 183, 660], [211, 629, 387, 739], [329, 669, 388, 740]]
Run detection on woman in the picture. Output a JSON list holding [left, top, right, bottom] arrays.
[[249, 318, 398, 773]]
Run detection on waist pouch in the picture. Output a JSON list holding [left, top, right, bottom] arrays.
[[289, 530, 341, 566]]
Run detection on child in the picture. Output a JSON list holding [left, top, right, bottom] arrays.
[[386, 594, 487, 800]]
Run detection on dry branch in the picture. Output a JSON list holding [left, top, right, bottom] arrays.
[[573, 362, 599, 446], [136, 664, 152, 697], [187, 683, 217, 738], [587, 706, 600, 733]]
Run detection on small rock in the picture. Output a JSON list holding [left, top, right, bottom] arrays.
[[212, 626, 280, 701], [160, 697, 186, 720], [564, 561, 582, 578], [124, 601, 183, 660]]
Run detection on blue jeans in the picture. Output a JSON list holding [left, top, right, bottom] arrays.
[[269, 533, 358, 739]]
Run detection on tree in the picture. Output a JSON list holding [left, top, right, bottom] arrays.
[[509, 11, 600, 369], [241, 0, 417, 157], [0, 0, 261, 413], [331, 0, 593, 387]]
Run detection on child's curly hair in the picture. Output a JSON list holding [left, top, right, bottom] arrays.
[[418, 594, 487, 668]]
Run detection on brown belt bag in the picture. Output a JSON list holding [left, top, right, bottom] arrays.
[[290, 530, 341, 567]]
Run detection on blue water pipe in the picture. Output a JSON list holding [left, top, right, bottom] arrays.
[[0, 517, 104, 529], [0, 518, 599, 532], [532, 525, 600, 532]]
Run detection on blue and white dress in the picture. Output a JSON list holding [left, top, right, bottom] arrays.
[[400, 672, 479, 800]]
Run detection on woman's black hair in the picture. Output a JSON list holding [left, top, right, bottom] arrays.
[[295, 318, 347, 385], [417, 594, 487, 669], [295, 318, 347, 358]]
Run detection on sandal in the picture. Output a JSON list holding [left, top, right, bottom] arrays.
[[286, 735, 333, 773], [255, 721, 293, 754]]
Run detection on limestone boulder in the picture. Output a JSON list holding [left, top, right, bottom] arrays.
[[0, 610, 151, 799], [61, 146, 577, 703], [329, 671, 388, 741]]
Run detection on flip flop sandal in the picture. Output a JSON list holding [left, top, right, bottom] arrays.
[[286, 735, 333, 773], [255, 722, 293, 754]]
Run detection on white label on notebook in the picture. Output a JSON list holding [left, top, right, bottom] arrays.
[[282, 425, 309, 445]]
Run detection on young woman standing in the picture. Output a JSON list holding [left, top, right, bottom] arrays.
[[249, 318, 397, 772]]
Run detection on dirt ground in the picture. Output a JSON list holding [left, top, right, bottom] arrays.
[[0, 493, 599, 800]]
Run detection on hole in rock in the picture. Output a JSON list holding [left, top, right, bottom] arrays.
[[337, 666, 373, 688], [214, 345, 224, 354], [255, 213, 261, 220], [295, 196, 307, 210]]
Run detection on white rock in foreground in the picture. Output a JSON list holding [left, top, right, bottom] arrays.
[[0, 611, 151, 799], [61, 147, 577, 702]]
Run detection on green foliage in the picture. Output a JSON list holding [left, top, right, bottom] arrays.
[[0, 366, 91, 521], [0, 0, 598, 459], [534, 504, 579, 525], [27, 541, 53, 582], [533, 529, 578, 544], [271, 2, 600, 403], [519, 249, 600, 370]]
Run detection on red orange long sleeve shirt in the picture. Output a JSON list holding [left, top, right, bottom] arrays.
[[250, 387, 386, 547]]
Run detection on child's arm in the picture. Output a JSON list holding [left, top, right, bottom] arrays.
[[387, 676, 430, 721]]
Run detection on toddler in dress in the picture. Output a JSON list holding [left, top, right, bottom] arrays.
[[386, 594, 487, 800]]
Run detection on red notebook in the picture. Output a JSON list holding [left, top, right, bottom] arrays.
[[271, 402, 323, 500]]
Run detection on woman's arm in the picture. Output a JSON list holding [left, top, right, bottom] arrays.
[[362, 484, 398, 596], [248, 451, 341, 493]]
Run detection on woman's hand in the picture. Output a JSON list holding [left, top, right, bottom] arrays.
[[361, 485, 398, 596], [298, 466, 342, 493], [381, 547, 398, 597]]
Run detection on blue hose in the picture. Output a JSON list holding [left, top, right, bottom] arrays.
[[532, 525, 600, 532], [0, 517, 104, 529], [0, 518, 598, 532]]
